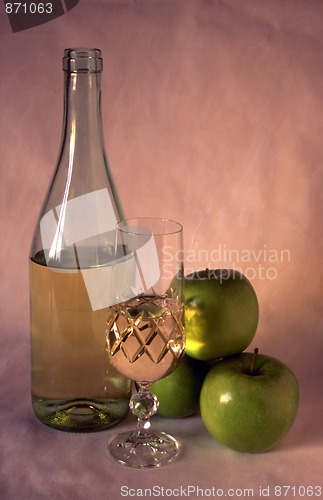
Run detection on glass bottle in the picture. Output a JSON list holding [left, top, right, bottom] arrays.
[[29, 48, 131, 432]]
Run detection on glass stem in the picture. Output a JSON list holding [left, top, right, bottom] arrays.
[[130, 382, 159, 438]]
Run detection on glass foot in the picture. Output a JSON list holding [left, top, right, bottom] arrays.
[[108, 430, 180, 468]]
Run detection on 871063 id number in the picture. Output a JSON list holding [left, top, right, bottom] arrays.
[[274, 485, 322, 497], [5, 3, 53, 14]]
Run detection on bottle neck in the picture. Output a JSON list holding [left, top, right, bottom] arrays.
[[62, 71, 104, 155]]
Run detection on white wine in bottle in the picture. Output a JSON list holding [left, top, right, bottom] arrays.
[[29, 49, 131, 432]]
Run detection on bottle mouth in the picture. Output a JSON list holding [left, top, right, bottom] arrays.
[[63, 48, 103, 73]]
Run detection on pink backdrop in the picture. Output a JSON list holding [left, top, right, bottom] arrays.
[[1, 0, 322, 497]]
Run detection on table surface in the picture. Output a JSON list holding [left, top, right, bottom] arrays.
[[1, 334, 322, 499]]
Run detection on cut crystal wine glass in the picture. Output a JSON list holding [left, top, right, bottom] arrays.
[[106, 217, 185, 468]]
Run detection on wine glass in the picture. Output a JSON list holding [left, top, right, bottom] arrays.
[[106, 217, 185, 468]]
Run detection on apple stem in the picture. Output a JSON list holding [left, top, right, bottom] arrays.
[[250, 348, 259, 374]]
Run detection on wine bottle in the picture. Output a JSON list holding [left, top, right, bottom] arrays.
[[29, 48, 131, 432]]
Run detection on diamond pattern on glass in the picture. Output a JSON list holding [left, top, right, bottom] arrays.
[[106, 295, 184, 365]]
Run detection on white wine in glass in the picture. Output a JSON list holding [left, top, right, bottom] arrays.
[[107, 294, 184, 382]]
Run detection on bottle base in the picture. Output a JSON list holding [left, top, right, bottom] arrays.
[[32, 396, 129, 433]]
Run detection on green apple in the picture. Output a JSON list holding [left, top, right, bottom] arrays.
[[200, 349, 299, 452], [151, 355, 209, 418], [185, 269, 259, 361]]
